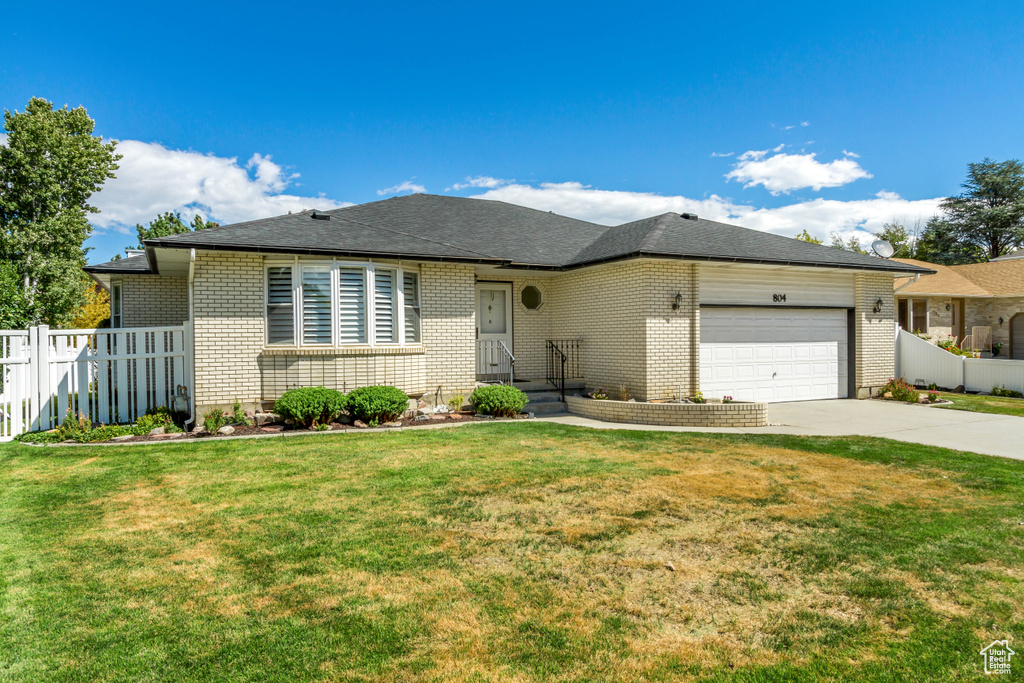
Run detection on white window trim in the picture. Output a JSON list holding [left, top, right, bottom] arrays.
[[111, 282, 123, 329], [263, 259, 421, 348]]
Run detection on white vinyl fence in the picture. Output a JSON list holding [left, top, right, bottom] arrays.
[[0, 324, 191, 441], [895, 328, 1024, 393]]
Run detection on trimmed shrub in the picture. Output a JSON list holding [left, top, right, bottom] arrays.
[[202, 407, 229, 433], [992, 385, 1024, 399], [469, 385, 529, 417], [135, 407, 180, 433], [882, 378, 919, 403], [346, 385, 409, 426], [274, 387, 348, 428]]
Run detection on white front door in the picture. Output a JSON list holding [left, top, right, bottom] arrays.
[[700, 308, 848, 403], [476, 284, 513, 379]]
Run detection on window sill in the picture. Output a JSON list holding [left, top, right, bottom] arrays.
[[261, 345, 426, 357]]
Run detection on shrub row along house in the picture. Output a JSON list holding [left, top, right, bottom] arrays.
[[893, 253, 1024, 358], [84, 194, 930, 417]]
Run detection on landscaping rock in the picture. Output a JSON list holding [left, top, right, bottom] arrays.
[[254, 412, 280, 426], [434, 404, 449, 414], [338, 414, 354, 425], [664, 562, 676, 572], [217, 425, 235, 435], [111, 434, 134, 442], [449, 413, 464, 420], [429, 414, 445, 421], [148, 427, 166, 436], [414, 415, 429, 422], [354, 420, 368, 429], [417, 400, 428, 409], [284, 418, 295, 425], [383, 421, 402, 427], [261, 425, 284, 432], [152, 432, 183, 439]]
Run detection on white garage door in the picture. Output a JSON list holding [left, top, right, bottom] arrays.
[[700, 308, 848, 403]]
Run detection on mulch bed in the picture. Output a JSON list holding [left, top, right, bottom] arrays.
[[110, 412, 528, 444]]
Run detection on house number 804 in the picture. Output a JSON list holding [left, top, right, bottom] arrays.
[[773, 294, 787, 302]]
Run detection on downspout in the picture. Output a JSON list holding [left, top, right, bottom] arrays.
[[184, 249, 197, 430], [893, 273, 920, 295]]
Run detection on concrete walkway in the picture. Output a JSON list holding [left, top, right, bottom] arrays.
[[540, 399, 1024, 460]]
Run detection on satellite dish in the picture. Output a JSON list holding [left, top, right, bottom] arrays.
[[871, 239, 895, 258]]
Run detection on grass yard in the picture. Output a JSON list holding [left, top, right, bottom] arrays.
[[935, 391, 1024, 418], [1, 423, 1022, 682]]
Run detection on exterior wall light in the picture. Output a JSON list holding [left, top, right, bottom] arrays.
[[671, 292, 683, 311], [873, 298, 884, 313], [945, 303, 951, 311]]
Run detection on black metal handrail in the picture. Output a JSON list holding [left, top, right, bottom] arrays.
[[546, 340, 567, 402]]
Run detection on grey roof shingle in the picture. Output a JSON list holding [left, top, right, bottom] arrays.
[[85, 194, 933, 275], [83, 253, 152, 274]]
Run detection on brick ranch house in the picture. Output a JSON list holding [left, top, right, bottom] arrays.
[[893, 253, 1024, 358], [84, 194, 930, 418]]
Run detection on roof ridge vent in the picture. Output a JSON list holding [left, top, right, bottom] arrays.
[[680, 212, 698, 221], [311, 211, 331, 221]]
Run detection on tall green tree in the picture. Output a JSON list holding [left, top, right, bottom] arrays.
[[135, 211, 217, 247], [936, 158, 1024, 262], [874, 220, 916, 259], [829, 232, 868, 254], [0, 98, 120, 327], [916, 216, 986, 265]]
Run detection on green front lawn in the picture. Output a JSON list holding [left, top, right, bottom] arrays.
[[1, 424, 1022, 682], [935, 391, 1024, 418]]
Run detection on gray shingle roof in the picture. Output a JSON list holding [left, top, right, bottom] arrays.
[[83, 253, 152, 274], [86, 194, 933, 274]]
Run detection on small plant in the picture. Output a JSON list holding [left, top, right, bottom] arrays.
[[202, 407, 228, 433], [927, 390, 939, 403], [315, 423, 331, 431], [274, 387, 348, 428], [617, 384, 630, 401], [134, 406, 180, 433], [693, 391, 704, 404], [589, 387, 609, 400], [449, 394, 464, 412], [927, 382, 938, 391], [993, 342, 1004, 357], [937, 339, 977, 357], [230, 401, 252, 426], [56, 410, 93, 441], [346, 386, 409, 426], [469, 385, 529, 417], [992, 385, 1024, 399], [723, 395, 733, 404], [882, 378, 919, 403]]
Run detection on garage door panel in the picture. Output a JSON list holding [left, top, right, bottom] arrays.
[[700, 308, 848, 403]]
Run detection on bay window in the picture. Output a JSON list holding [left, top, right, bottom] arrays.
[[264, 262, 421, 347]]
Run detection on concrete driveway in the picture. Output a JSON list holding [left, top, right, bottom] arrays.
[[542, 399, 1024, 460]]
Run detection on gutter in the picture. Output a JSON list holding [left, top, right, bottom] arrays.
[[893, 274, 921, 294], [184, 248, 197, 431]]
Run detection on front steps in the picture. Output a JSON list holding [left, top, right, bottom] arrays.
[[512, 379, 585, 416]]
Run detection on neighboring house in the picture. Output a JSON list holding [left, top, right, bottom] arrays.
[[893, 257, 1024, 358], [84, 194, 928, 414]]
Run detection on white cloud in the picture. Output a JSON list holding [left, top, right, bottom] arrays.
[[446, 176, 513, 191], [0, 132, 7, 146], [725, 148, 871, 194], [709, 151, 734, 158], [469, 181, 941, 244], [377, 179, 426, 196], [91, 140, 349, 233]]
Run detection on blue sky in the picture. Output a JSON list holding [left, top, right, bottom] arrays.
[[3, 0, 1023, 263]]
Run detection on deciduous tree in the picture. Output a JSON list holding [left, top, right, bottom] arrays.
[[135, 211, 217, 247]]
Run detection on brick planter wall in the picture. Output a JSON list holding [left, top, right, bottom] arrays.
[[565, 395, 768, 428]]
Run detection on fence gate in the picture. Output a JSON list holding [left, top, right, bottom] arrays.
[[0, 324, 191, 442]]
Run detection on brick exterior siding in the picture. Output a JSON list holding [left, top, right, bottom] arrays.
[[114, 274, 188, 328], [565, 395, 767, 427], [855, 272, 896, 397]]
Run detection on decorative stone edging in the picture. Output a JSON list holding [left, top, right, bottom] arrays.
[[565, 395, 768, 428]]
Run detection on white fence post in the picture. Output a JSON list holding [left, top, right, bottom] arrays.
[[36, 325, 51, 430]]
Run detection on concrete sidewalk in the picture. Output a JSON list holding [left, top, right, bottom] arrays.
[[539, 399, 1024, 460]]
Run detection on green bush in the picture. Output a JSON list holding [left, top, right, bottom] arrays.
[[882, 378, 919, 403], [135, 407, 180, 434], [469, 385, 529, 417], [346, 386, 409, 426], [992, 385, 1024, 399], [202, 407, 229, 433], [274, 387, 348, 428]]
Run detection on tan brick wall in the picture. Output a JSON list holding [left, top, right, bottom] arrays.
[[192, 252, 265, 409], [565, 395, 767, 427], [191, 254, 479, 412], [855, 273, 897, 397], [114, 274, 188, 328], [546, 262, 648, 398], [641, 262, 699, 400], [421, 263, 476, 400], [508, 277, 555, 379]]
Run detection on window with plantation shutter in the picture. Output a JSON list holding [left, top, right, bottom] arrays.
[[403, 272, 420, 343], [301, 266, 332, 344], [374, 269, 397, 343], [266, 267, 294, 344], [338, 267, 366, 344]]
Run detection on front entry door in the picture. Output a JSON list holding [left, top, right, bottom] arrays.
[[476, 284, 513, 379]]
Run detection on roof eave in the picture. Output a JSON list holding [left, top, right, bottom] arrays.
[[563, 251, 937, 274], [143, 241, 511, 266]]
